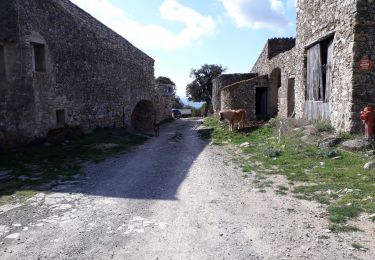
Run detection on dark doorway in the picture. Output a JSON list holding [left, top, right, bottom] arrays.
[[0, 45, 5, 79], [287, 78, 295, 117], [256, 87, 268, 119], [131, 100, 156, 133], [269, 68, 281, 116]]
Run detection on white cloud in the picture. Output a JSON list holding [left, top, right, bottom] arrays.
[[221, 0, 291, 31], [70, 0, 215, 51]]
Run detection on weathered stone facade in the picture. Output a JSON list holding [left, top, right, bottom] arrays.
[[0, 0, 170, 146], [213, 0, 375, 133], [212, 73, 257, 114], [220, 76, 268, 120]]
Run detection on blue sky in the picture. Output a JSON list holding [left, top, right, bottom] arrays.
[[70, 0, 297, 98]]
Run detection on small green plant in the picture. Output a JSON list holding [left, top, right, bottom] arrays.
[[264, 147, 282, 158], [328, 206, 362, 224], [351, 243, 365, 250], [319, 149, 338, 158], [328, 224, 361, 233], [314, 120, 334, 133], [276, 185, 289, 195]]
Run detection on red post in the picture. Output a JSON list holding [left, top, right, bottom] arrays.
[[360, 105, 374, 139]]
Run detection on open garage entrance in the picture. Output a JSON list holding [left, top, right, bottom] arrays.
[[131, 100, 156, 133]]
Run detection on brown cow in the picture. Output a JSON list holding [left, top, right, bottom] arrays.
[[219, 109, 249, 131]]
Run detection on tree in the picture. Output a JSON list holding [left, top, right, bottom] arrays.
[[155, 76, 185, 109], [172, 96, 184, 109], [186, 64, 226, 116], [155, 76, 176, 97]]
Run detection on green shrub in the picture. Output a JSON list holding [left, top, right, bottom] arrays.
[[264, 147, 282, 158]]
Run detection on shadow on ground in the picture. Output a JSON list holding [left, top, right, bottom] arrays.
[[0, 119, 208, 202]]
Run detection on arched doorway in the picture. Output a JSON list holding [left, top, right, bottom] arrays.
[[131, 100, 156, 133], [269, 68, 281, 116]]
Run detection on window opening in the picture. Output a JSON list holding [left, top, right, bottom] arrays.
[[31, 43, 46, 72], [0, 45, 5, 78], [56, 109, 66, 126]]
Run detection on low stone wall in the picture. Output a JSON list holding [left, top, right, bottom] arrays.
[[220, 75, 268, 120], [212, 73, 257, 114]]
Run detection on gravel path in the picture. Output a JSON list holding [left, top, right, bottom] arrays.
[[0, 118, 373, 259]]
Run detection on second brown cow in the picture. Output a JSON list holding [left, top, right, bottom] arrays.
[[219, 109, 249, 131]]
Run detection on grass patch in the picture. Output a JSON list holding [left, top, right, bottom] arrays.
[[328, 205, 362, 223], [276, 185, 289, 195], [351, 243, 365, 250], [204, 117, 375, 228], [328, 224, 362, 233], [314, 120, 334, 133], [0, 128, 148, 203]]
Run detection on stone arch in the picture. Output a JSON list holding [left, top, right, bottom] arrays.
[[131, 100, 156, 133], [268, 68, 281, 116]]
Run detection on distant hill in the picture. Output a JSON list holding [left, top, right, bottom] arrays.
[[180, 98, 205, 109]]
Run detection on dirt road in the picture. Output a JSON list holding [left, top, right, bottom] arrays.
[[0, 119, 373, 259]]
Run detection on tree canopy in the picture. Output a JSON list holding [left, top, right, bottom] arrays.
[[155, 76, 185, 109], [186, 64, 226, 115], [172, 96, 184, 109], [155, 76, 176, 97]]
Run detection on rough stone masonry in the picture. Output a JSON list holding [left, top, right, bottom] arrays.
[[213, 0, 375, 133], [0, 0, 170, 147]]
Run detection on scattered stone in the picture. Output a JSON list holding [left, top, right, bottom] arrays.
[[17, 175, 30, 181], [301, 136, 312, 144], [341, 139, 371, 151], [332, 156, 343, 160], [239, 142, 250, 148], [90, 143, 121, 150], [0, 204, 23, 214], [30, 177, 43, 181], [364, 161, 375, 170], [5, 233, 20, 240], [366, 150, 375, 156], [12, 224, 21, 227], [319, 136, 341, 148], [302, 125, 317, 136], [0, 171, 12, 180]]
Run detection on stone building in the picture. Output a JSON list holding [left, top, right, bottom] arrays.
[[0, 0, 170, 146], [213, 0, 375, 133]]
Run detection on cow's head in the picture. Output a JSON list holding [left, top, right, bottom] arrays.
[[219, 112, 224, 121]]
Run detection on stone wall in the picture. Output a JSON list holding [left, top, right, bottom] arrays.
[[212, 73, 257, 114], [268, 38, 296, 59], [294, 0, 357, 132], [0, 0, 166, 146], [218, 0, 374, 133], [352, 0, 375, 131], [220, 75, 268, 120], [251, 43, 297, 119], [251, 38, 296, 75]]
